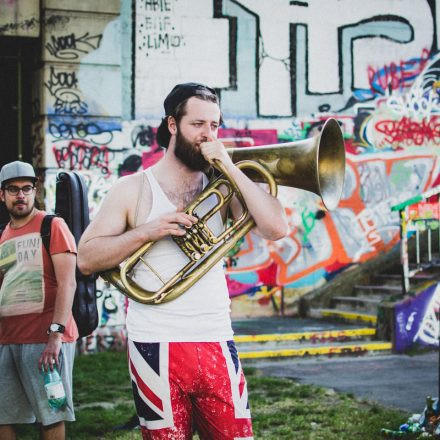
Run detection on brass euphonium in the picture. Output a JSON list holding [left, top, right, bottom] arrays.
[[101, 118, 346, 304]]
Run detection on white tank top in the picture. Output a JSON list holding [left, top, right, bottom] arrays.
[[126, 168, 234, 342]]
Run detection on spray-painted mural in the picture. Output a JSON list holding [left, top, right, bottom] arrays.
[[25, 0, 440, 350]]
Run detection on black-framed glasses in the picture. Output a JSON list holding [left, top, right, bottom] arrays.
[[4, 185, 35, 196]]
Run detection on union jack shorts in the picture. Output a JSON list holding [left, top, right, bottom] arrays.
[[128, 339, 254, 440]]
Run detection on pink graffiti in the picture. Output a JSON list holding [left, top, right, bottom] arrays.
[[218, 128, 278, 146], [375, 116, 440, 146], [53, 140, 111, 176], [142, 150, 164, 169]]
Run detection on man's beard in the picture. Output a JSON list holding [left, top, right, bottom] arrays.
[[8, 200, 35, 220], [174, 128, 210, 172]]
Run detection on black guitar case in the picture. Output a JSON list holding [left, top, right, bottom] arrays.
[[55, 171, 98, 338]]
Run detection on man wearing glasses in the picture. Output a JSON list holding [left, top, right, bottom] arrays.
[[0, 161, 78, 440]]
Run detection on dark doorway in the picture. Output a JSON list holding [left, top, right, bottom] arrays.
[[0, 37, 39, 223]]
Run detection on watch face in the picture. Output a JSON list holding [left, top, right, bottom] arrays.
[[49, 323, 65, 333]]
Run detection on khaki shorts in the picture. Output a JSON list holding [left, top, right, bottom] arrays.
[[0, 342, 76, 426]]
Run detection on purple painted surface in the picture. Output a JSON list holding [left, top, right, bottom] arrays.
[[394, 283, 439, 352]]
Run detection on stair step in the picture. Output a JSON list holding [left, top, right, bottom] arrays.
[[409, 262, 440, 270], [374, 273, 401, 279], [232, 317, 369, 335], [331, 296, 382, 314], [411, 273, 438, 280], [374, 273, 436, 281], [238, 340, 392, 359], [318, 308, 377, 325], [354, 284, 402, 293], [332, 296, 382, 304], [234, 327, 376, 344]]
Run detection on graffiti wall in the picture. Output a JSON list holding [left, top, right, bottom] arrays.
[[22, 0, 440, 349]]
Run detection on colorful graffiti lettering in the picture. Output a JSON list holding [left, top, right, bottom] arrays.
[[375, 116, 440, 146], [49, 122, 114, 145], [52, 141, 112, 176], [367, 48, 431, 96]]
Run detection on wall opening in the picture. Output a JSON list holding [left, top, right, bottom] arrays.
[[0, 37, 39, 223]]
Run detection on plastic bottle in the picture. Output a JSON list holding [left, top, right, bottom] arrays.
[[42, 365, 66, 410], [426, 395, 434, 416]]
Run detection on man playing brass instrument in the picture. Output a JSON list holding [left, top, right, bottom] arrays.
[[77, 83, 287, 439]]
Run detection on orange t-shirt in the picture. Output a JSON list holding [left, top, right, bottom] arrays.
[[0, 210, 79, 343]]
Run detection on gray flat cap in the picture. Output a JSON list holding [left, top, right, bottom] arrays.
[[0, 161, 37, 187]]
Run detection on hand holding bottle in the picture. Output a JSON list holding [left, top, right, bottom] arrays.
[[41, 363, 67, 410]]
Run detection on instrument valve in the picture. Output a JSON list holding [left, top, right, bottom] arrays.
[[191, 252, 202, 261], [200, 244, 210, 253]]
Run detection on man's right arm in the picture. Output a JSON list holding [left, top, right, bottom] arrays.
[[77, 174, 145, 275], [77, 173, 198, 276]]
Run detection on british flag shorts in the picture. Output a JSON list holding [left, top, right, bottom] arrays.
[[127, 339, 254, 440]]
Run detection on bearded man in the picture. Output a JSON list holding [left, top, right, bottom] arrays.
[[78, 83, 288, 440], [0, 161, 78, 440]]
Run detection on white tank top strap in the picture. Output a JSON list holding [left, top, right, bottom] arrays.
[[133, 171, 145, 228], [144, 168, 176, 218], [202, 173, 208, 188]]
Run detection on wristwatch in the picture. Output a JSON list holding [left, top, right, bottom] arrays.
[[47, 323, 65, 335]]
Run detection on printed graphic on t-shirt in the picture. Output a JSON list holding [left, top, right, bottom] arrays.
[[0, 232, 44, 317]]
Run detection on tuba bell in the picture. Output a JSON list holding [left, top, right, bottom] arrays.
[[101, 118, 346, 304]]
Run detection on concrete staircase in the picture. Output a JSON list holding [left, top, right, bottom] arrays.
[[232, 317, 392, 361], [233, 242, 440, 361], [315, 263, 440, 328], [316, 271, 405, 328]]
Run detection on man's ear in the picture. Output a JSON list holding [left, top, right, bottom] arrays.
[[168, 116, 177, 135], [0, 190, 4, 203]]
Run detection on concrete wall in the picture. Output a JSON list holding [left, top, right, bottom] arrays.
[[4, 0, 440, 350], [0, 0, 40, 37]]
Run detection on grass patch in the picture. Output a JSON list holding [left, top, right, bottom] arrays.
[[245, 367, 405, 439], [16, 351, 407, 439]]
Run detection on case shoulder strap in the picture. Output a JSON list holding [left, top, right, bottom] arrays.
[[41, 214, 56, 254]]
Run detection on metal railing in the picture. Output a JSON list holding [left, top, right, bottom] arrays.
[[391, 186, 440, 295]]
